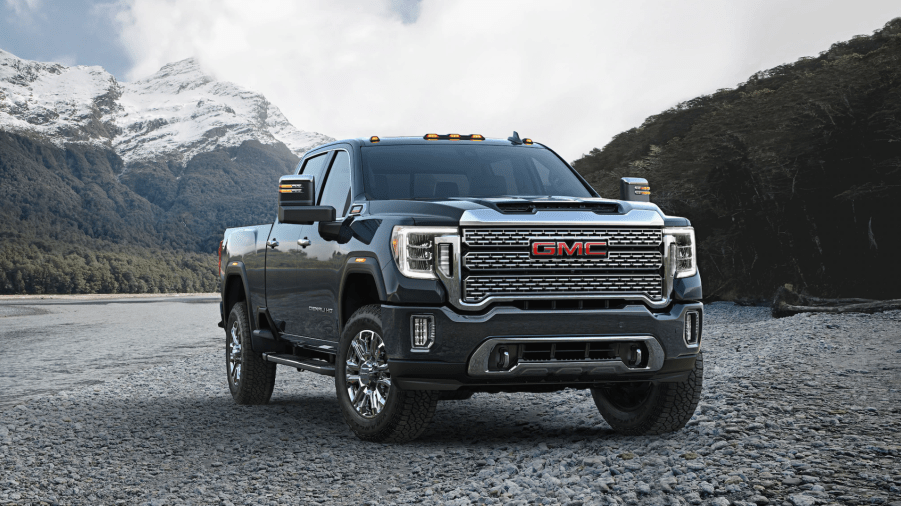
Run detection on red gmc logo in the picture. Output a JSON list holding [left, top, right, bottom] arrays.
[[529, 239, 607, 257]]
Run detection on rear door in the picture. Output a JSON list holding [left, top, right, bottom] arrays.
[[264, 151, 332, 335], [295, 148, 353, 341]]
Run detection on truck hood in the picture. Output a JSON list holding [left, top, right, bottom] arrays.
[[367, 196, 685, 227]]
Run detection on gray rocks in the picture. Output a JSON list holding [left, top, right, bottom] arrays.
[[0, 304, 899, 505]]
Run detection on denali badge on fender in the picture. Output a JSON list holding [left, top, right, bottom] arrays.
[[529, 239, 608, 258]]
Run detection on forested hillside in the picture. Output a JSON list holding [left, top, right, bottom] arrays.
[[573, 18, 901, 300], [0, 131, 299, 294]]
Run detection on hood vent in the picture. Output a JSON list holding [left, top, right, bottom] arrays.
[[494, 202, 619, 214]]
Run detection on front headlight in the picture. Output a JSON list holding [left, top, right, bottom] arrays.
[[391, 226, 458, 279], [664, 227, 697, 278]]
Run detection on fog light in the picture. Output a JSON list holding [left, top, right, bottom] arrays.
[[437, 243, 452, 276], [684, 311, 700, 346], [411, 315, 435, 350]]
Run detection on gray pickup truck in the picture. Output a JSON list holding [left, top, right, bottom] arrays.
[[218, 132, 703, 443]]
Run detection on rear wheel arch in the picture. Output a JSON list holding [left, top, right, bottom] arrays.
[[224, 274, 249, 324]]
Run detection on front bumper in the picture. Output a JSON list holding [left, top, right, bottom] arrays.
[[382, 302, 702, 392]]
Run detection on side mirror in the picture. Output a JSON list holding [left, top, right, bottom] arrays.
[[319, 216, 354, 243], [277, 175, 336, 224], [619, 177, 650, 202]]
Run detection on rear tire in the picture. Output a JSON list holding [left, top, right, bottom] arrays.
[[591, 351, 703, 435], [336, 305, 439, 443], [226, 303, 276, 405]]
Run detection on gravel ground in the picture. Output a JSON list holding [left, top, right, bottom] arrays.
[[1, 303, 899, 506], [0, 297, 220, 408]]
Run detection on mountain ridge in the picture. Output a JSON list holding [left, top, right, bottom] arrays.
[[0, 50, 332, 294], [572, 18, 901, 300], [0, 49, 333, 165]]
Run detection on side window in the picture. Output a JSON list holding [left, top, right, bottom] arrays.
[[299, 152, 332, 202], [318, 151, 352, 218]]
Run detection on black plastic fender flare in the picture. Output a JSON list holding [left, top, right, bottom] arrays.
[[223, 261, 256, 332], [337, 254, 388, 335]]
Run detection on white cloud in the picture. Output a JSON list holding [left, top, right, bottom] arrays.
[[113, 0, 901, 162], [5, 0, 41, 16]]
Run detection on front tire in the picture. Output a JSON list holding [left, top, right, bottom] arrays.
[[335, 305, 439, 443], [591, 351, 703, 435], [226, 303, 276, 405]]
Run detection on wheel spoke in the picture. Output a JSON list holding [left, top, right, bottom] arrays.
[[353, 386, 367, 410], [369, 390, 380, 412], [377, 377, 391, 389], [351, 339, 368, 362]]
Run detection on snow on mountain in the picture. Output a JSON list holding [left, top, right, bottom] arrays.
[[0, 49, 332, 165], [0, 49, 121, 142]]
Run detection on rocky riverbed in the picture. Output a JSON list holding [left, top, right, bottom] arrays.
[[1, 303, 899, 506]]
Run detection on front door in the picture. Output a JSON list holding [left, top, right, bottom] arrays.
[[295, 149, 353, 341], [267, 150, 333, 338]]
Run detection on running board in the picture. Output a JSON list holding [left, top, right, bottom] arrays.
[[262, 353, 336, 377]]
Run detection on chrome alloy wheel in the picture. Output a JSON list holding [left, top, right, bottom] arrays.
[[228, 321, 243, 387], [344, 329, 391, 418]]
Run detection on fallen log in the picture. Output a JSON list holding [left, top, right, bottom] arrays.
[[771, 286, 901, 318]]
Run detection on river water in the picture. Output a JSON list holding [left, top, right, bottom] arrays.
[[0, 295, 221, 408]]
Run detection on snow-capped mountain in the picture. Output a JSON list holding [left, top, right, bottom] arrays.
[[0, 49, 332, 165]]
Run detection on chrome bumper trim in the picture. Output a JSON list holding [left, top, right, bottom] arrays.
[[466, 335, 665, 378]]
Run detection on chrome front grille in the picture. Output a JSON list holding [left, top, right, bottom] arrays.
[[464, 251, 662, 271], [463, 227, 662, 247], [463, 274, 663, 302], [460, 226, 665, 304]]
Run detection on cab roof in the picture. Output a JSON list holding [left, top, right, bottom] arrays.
[[311, 134, 544, 151]]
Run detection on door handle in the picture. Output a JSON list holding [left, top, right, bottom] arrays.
[[297, 238, 311, 247], [267, 238, 279, 249]]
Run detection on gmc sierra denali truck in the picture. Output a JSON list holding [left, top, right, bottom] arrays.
[[218, 132, 703, 443]]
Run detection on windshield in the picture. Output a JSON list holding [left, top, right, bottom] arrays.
[[361, 144, 594, 200]]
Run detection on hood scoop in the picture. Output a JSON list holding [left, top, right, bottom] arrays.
[[494, 201, 620, 214]]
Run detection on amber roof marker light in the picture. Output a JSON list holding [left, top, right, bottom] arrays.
[[423, 133, 485, 140], [370, 136, 380, 143], [523, 138, 533, 145]]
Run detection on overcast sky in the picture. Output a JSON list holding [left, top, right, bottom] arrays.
[[2, 0, 899, 161]]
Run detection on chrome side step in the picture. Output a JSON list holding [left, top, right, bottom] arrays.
[[262, 353, 336, 377]]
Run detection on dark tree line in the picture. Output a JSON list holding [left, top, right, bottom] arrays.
[[0, 131, 300, 294], [573, 18, 901, 300], [0, 238, 216, 295]]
